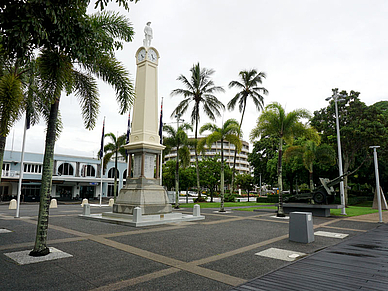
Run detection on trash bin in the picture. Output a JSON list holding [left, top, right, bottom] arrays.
[[289, 212, 314, 243]]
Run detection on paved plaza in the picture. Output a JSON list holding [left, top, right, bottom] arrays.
[[0, 203, 387, 290]]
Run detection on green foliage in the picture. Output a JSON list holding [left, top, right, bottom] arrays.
[[171, 62, 225, 198], [162, 160, 177, 190], [311, 89, 388, 203], [224, 191, 237, 202], [235, 173, 254, 193]]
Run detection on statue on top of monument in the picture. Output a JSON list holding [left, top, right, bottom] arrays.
[[143, 22, 153, 47]]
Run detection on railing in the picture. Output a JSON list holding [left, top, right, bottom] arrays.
[[1, 170, 20, 178]]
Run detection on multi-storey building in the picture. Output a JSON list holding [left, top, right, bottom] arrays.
[[164, 139, 250, 174], [0, 150, 127, 202]]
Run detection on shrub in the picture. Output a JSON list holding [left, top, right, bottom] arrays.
[[194, 197, 207, 203], [224, 191, 237, 202]]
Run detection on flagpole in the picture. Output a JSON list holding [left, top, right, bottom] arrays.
[[99, 117, 105, 207], [159, 98, 163, 186], [126, 109, 131, 183], [15, 114, 28, 218]]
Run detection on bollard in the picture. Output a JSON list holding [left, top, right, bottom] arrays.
[[82, 203, 91, 216], [193, 204, 200, 217], [9, 199, 17, 210], [109, 198, 114, 207], [133, 207, 142, 222], [49, 199, 58, 209], [81, 198, 88, 207]]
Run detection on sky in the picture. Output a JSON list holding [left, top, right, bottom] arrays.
[[6, 0, 388, 159]]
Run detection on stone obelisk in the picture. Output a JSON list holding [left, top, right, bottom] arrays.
[[112, 23, 172, 215]]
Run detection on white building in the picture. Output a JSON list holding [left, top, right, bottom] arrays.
[[164, 139, 250, 174], [0, 150, 127, 202]]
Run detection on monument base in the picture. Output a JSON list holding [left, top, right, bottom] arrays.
[[80, 204, 205, 227], [113, 177, 172, 215]]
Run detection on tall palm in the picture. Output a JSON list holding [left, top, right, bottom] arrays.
[[103, 132, 126, 201], [228, 69, 268, 192], [171, 63, 225, 199], [30, 11, 135, 257], [285, 135, 335, 191], [199, 119, 242, 212], [250, 102, 311, 217], [0, 56, 41, 184], [163, 123, 192, 208]]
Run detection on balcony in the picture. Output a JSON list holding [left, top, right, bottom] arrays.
[[1, 170, 20, 178]]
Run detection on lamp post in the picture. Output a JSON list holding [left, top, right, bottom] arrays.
[[326, 89, 346, 215], [370, 146, 383, 223], [174, 113, 184, 209]]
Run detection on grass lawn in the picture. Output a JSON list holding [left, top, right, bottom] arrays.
[[178, 202, 274, 208], [330, 206, 380, 217]]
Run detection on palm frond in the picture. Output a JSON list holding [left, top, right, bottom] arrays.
[[72, 69, 100, 130]]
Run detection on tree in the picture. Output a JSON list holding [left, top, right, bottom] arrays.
[[0, 53, 44, 185], [103, 132, 126, 201], [311, 90, 387, 205], [163, 123, 193, 208], [171, 63, 225, 199], [162, 160, 176, 191], [228, 69, 268, 193], [199, 119, 242, 212], [0, 1, 139, 61], [198, 156, 232, 203], [235, 173, 254, 201], [29, 11, 135, 257], [284, 132, 336, 191], [248, 136, 278, 188], [250, 102, 311, 216]]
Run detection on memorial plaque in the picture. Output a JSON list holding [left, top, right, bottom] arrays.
[[144, 153, 155, 178], [133, 154, 142, 177]]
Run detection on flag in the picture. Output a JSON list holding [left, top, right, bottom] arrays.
[[99, 117, 105, 160], [159, 98, 163, 144], [26, 108, 31, 130], [125, 110, 131, 156]]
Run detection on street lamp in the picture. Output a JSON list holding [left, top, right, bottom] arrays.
[[370, 146, 383, 223], [326, 89, 346, 215], [174, 113, 184, 209]]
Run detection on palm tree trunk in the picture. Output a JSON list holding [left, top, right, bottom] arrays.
[[30, 98, 59, 256], [231, 104, 245, 193], [194, 105, 201, 200], [0, 135, 6, 186], [174, 146, 179, 208], [220, 139, 225, 212], [277, 137, 285, 217]]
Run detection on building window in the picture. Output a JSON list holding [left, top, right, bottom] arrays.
[[108, 168, 119, 178], [2, 163, 11, 176], [58, 163, 74, 176], [81, 165, 96, 177], [23, 163, 42, 174]]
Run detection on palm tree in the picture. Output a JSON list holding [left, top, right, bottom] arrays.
[[30, 11, 135, 257], [163, 123, 192, 208], [0, 55, 42, 184], [228, 69, 268, 193], [171, 63, 225, 199], [285, 137, 336, 192], [103, 132, 126, 201], [250, 102, 311, 217], [199, 119, 242, 212]]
